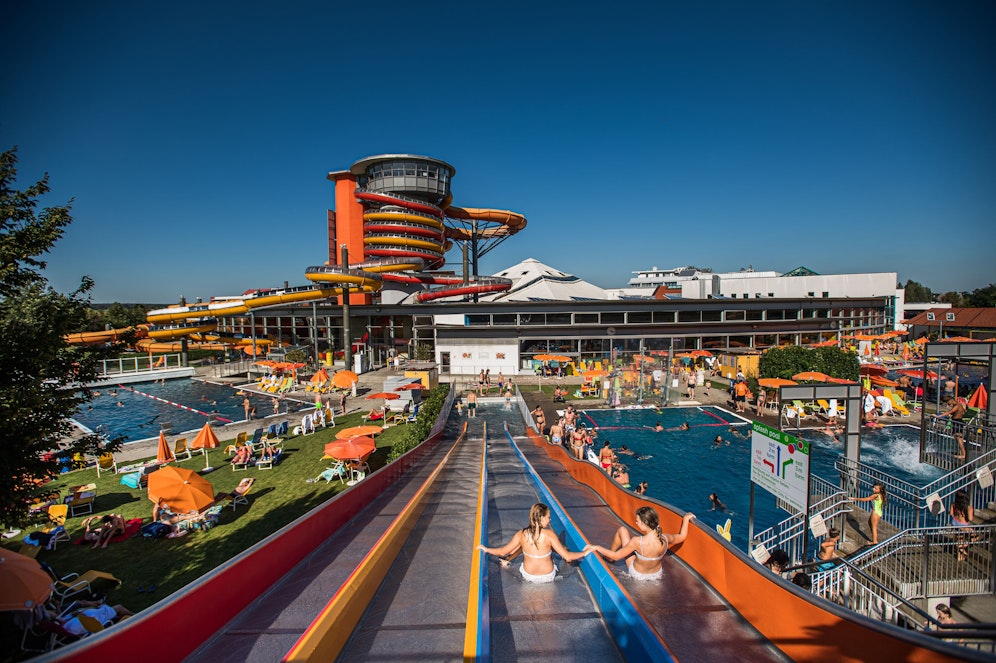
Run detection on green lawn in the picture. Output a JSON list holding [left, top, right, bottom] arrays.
[[3, 411, 408, 615]]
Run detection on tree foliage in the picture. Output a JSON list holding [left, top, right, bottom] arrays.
[[0, 147, 121, 528], [967, 285, 996, 308], [903, 280, 934, 303], [938, 291, 965, 307], [86, 302, 149, 331], [758, 345, 860, 382]]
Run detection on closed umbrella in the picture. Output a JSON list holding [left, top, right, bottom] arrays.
[[189, 422, 221, 472], [156, 430, 175, 464], [968, 384, 989, 410], [324, 436, 376, 460], [310, 368, 330, 384], [147, 466, 214, 514], [0, 550, 53, 611]]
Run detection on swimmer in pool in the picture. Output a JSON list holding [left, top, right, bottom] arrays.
[[651, 422, 664, 432], [477, 503, 590, 583], [586, 508, 696, 581], [666, 422, 690, 432], [709, 493, 727, 511]]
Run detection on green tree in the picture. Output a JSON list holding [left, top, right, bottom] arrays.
[[758, 345, 859, 381], [938, 291, 965, 307], [967, 284, 996, 308], [903, 280, 934, 303], [0, 147, 120, 528]]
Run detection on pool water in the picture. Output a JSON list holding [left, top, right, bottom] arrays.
[[581, 407, 943, 550], [74, 379, 277, 444]]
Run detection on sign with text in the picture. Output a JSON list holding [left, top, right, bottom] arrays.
[[751, 421, 811, 514]]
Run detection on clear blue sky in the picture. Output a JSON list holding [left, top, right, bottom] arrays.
[[3, 1, 994, 303]]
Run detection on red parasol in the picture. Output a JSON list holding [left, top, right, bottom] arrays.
[[968, 384, 988, 410], [898, 369, 939, 380], [366, 392, 400, 400]]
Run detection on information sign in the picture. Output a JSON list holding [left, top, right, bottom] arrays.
[[750, 421, 810, 514]]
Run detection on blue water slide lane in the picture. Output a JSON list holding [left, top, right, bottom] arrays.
[[501, 423, 675, 663], [466, 421, 491, 661]]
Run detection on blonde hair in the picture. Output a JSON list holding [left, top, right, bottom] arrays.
[[522, 503, 549, 548]]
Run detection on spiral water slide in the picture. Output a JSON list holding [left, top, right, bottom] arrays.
[[305, 189, 521, 302]]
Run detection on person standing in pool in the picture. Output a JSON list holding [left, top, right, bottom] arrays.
[[243, 396, 251, 421], [466, 391, 477, 418], [586, 508, 696, 581], [477, 503, 589, 583]]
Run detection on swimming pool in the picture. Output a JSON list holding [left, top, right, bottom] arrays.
[[73, 379, 279, 443], [580, 407, 943, 550]]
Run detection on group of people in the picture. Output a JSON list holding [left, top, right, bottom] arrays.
[[478, 502, 695, 584], [476, 369, 507, 395]]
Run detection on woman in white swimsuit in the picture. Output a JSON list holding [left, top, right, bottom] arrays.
[[586, 507, 696, 581], [477, 503, 590, 583]]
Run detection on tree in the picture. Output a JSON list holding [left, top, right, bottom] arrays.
[[0, 147, 121, 528], [967, 284, 996, 308], [938, 291, 965, 307], [758, 345, 859, 381], [903, 280, 934, 303]]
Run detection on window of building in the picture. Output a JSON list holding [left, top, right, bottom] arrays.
[[725, 310, 746, 321], [678, 310, 701, 323], [627, 311, 652, 324], [574, 313, 599, 324], [702, 310, 722, 322]]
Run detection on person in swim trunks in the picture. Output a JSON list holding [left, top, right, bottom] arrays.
[[477, 503, 590, 583], [586, 507, 696, 581], [466, 391, 477, 418]]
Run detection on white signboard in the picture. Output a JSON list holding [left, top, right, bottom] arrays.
[[977, 466, 994, 490], [751, 421, 811, 514]]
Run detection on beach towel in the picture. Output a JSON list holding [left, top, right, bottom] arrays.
[[73, 518, 143, 546]]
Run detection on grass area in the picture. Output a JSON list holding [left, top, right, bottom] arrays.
[[2, 411, 409, 617]]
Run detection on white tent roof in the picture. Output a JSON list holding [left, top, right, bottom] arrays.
[[481, 258, 608, 302]]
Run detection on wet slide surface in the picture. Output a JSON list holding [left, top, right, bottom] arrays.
[[515, 438, 790, 663], [185, 417, 466, 663]]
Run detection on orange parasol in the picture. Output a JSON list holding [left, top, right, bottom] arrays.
[[393, 383, 424, 391], [897, 369, 939, 380], [583, 369, 609, 380], [826, 377, 856, 384], [941, 337, 978, 343], [914, 337, 930, 345], [860, 365, 888, 377], [310, 368, 330, 383], [968, 384, 988, 410], [189, 422, 221, 471], [690, 350, 713, 357], [156, 430, 175, 464], [365, 392, 400, 400], [869, 376, 898, 387], [324, 436, 376, 461], [241, 345, 265, 356], [332, 370, 358, 389], [147, 466, 214, 513], [792, 371, 830, 382], [758, 378, 797, 388], [811, 340, 838, 347], [336, 425, 383, 439], [0, 549, 53, 610]]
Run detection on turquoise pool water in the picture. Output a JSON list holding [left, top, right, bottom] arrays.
[[74, 379, 278, 443], [581, 407, 943, 550]]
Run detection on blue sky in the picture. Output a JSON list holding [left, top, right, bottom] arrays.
[[3, 1, 994, 303]]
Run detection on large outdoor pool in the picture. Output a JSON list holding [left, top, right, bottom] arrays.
[[580, 407, 943, 550], [73, 379, 279, 443]]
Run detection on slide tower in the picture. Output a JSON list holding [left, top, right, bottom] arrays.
[[308, 154, 525, 303]]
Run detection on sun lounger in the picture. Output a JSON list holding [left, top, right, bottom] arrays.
[[883, 389, 911, 417], [316, 463, 347, 484]]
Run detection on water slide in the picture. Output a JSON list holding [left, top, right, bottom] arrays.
[[306, 189, 518, 302], [42, 399, 975, 662]]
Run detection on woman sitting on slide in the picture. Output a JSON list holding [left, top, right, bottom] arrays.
[[477, 503, 590, 583], [585, 507, 695, 581]]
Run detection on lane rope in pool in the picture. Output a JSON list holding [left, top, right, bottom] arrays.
[[119, 384, 234, 424]]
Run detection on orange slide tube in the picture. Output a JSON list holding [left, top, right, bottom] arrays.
[[524, 429, 968, 663]]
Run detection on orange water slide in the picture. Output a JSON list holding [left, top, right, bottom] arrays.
[[64, 325, 149, 345], [442, 205, 527, 240]]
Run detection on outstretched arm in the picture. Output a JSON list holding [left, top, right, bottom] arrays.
[[585, 535, 639, 562], [477, 531, 523, 558], [665, 513, 697, 547], [546, 531, 591, 563]]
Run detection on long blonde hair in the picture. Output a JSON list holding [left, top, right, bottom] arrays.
[[522, 503, 549, 548], [637, 506, 665, 546]]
